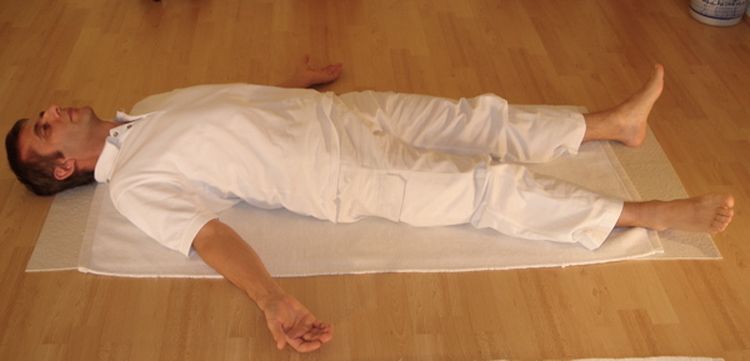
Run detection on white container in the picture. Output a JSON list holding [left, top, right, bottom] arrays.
[[689, 0, 748, 26]]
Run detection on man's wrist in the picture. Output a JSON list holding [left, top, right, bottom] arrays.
[[251, 285, 287, 311]]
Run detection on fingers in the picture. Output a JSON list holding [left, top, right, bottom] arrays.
[[285, 330, 333, 352], [287, 338, 323, 353], [314, 322, 334, 343], [327, 64, 343, 77], [261, 293, 334, 353], [323, 63, 343, 71], [325, 64, 343, 76], [301, 322, 334, 343], [284, 320, 334, 353], [301, 55, 342, 72], [286, 314, 314, 339]]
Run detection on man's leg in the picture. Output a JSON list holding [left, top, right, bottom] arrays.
[[334, 114, 625, 250], [582, 64, 664, 146], [336, 88, 585, 163], [337, 64, 665, 162], [336, 159, 625, 250], [617, 194, 735, 233], [334, 64, 734, 247], [335, 122, 735, 249], [581, 65, 735, 232]]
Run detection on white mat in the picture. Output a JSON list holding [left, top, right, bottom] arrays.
[[26, 106, 720, 278]]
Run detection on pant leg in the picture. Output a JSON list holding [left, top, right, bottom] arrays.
[[335, 90, 586, 163], [467, 164, 623, 250], [333, 111, 623, 250]]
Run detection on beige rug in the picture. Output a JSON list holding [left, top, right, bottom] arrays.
[[25, 106, 720, 278]]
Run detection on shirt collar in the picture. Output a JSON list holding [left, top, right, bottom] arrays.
[[94, 111, 155, 183]]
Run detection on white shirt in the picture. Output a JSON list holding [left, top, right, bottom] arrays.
[[94, 84, 341, 256]]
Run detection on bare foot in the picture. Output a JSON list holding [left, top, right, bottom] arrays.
[[583, 64, 664, 147], [620, 193, 735, 233]]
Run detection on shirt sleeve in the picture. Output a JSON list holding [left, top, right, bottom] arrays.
[[110, 180, 218, 257]]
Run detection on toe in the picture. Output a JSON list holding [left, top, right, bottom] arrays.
[[722, 194, 735, 208], [715, 214, 732, 222], [711, 216, 732, 232]]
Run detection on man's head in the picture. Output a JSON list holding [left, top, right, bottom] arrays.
[[5, 105, 109, 196]]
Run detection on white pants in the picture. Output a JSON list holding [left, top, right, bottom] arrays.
[[329, 91, 623, 250]]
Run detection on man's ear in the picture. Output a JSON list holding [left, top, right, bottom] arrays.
[[53, 159, 76, 181]]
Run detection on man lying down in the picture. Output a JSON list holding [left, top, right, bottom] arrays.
[[4, 59, 735, 353]]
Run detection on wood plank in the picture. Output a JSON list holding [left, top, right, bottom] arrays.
[[0, 0, 748, 359]]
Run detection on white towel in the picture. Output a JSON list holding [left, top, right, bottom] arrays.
[[79, 136, 658, 278]]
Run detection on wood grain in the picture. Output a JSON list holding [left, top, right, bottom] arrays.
[[1, 0, 748, 360]]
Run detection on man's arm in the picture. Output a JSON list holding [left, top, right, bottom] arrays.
[[277, 55, 343, 89], [192, 219, 333, 353]]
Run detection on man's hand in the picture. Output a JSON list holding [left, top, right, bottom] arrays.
[[192, 220, 333, 353], [278, 55, 343, 89], [258, 292, 334, 353]]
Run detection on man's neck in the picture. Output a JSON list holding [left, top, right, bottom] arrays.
[[77, 119, 120, 173]]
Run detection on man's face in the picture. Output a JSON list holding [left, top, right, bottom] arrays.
[[17, 105, 101, 162]]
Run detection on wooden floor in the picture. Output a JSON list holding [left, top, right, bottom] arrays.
[[1, 0, 749, 360]]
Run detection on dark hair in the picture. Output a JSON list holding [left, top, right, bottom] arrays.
[[5, 118, 94, 196]]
